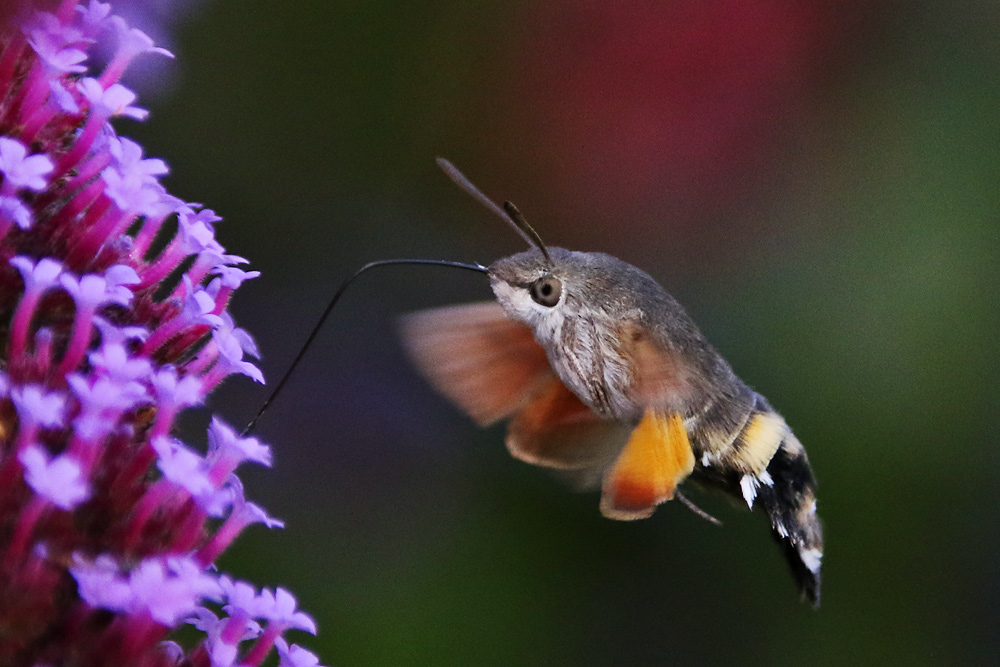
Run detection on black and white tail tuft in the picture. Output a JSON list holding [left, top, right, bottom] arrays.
[[755, 431, 823, 606]]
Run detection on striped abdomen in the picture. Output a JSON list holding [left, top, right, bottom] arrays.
[[686, 391, 824, 606]]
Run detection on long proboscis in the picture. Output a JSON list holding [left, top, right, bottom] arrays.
[[241, 258, 488, 437], [436, 158, 552, 263]]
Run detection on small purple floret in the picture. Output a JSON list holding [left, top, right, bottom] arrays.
[[70, 554, 134, 612], [79, 77, 149, 120], [150, 366, 205, 409], [258, 588, 317, 634], [0, 137, 54, 191], [89, 341, 152, 381], [59, 265, 138, 310], [276, 638, 324, 667], [76, 1, 113, 36], [208, 418, 273, 469], [212, 265, 262, 289], [10, 385, 66, 428], [11, 256, 64, 292], [0, 196, 32, 229], [153, 436, 215, 500], [107, 15, 174, 61], [19, 445, 91, 510]]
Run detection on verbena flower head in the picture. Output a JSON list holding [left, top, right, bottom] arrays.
[[0, 2, 323, 664]]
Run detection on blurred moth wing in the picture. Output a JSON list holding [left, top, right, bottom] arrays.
[[399, 302, 550, 427], [505, 375, 629, 473]]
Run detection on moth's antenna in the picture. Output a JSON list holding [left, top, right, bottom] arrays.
[[676, 491, 723, 526], [436, 158, 552, 263], [500, 200, 551, 264], [241, 258, 488, 438]]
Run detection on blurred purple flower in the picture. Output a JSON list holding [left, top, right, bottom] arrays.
[[19, 445, 91, 510], [0, 3, 322, 665]]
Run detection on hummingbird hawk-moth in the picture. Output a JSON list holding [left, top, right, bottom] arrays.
[[399, 159, 824, 605]]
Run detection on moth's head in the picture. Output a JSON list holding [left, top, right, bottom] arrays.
[[488, 247, 645, 344], [488, 248, 562, 323]]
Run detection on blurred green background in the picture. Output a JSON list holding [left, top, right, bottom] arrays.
[[124, 1, 998, 664]]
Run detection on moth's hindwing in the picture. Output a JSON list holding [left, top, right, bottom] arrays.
[[506, 376, 628, 471], [600, 410, 695, 520]]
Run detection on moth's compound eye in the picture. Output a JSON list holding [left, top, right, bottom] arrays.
[[529, 275, 562, 307]]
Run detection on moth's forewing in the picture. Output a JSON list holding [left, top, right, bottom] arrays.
[[399, 302, 551, 426]]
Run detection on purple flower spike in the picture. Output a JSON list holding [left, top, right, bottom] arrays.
[[19, 445, 91, 510], [0, 3, 321, 663]]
